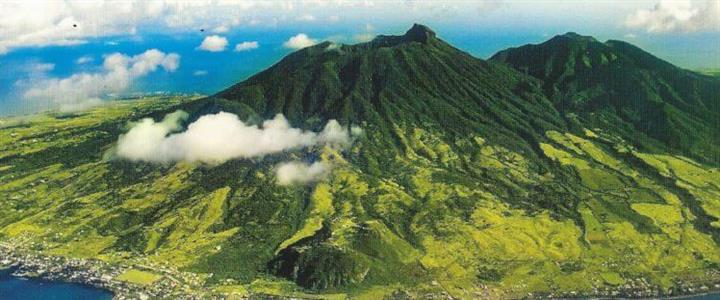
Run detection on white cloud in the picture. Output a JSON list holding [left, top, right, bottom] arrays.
[[0, 1, 506, 54], [318, 120, 353, 146], [354, 33, 376, 43], [27, 62, 55, 73], [212, 25, 230, 33], [234, 41, 259, 52], [324, 43, 341, 51], [283, 33, 318, 49], [75, 55, 93, 64], [296, 14, 316, 22], [624, 33, 638, 39], [21, 49, 180, 112], [193, 70, 208, 76], [625, 0, 720, 33], [197, 35, 228, 52], [116, 110, 189, 162], [115, 111, 357, 164], [0, 1, 315, 53], [0, 1, 141, 54], [275, 161, 330, 185], [352, 23, 376, 43]]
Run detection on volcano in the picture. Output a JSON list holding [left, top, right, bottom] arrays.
[[1, 25, 720, 299]]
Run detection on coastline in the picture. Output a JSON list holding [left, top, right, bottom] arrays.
[[0, 244, 203, 300], [3, 243, 720, 299], [673, 292, 720, 300], [0, 266, 113, 299], [1, 253, 126, 299]]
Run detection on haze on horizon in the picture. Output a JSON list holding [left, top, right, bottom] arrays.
[[0, 0, 718, 115]]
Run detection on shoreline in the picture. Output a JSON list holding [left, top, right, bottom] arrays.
[[3, 243, 720, 299], [0, 244, 202, 300], [0, 265, 114, 299], [1, 254, 138, 300]]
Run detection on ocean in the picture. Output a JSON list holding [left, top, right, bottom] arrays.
[[1, 266, 718, 300], [0, 268, 113, 300]]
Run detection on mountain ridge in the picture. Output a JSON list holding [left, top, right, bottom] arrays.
[[1, 25, 720, 299], [491, 31, 720, 165], [212, 24, 569, 172]]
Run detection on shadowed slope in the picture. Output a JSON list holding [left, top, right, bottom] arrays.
[[491, 33, 720, 164], [215, 24, 566, 162]]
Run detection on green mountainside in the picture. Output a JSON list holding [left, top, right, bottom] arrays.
[[215, 24, 565, 163], [1, 25, 720, 298], [491, 32, 720, 164]]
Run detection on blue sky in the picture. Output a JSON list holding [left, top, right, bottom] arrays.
[[0, 0, 718, 116]]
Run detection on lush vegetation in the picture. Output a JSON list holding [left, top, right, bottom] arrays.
[[116, 269, 163, 285], [491, 32, 720, 165], [1, 25, 719, 298]]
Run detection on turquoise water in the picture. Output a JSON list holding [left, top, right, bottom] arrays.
[[0, 268, 113, 300]]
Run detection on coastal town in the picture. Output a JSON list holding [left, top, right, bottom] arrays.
[[0, 242, 218, 299], [4, 239, 720, 299]]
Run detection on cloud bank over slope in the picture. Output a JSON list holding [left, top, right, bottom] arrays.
[[275, 161, 330, 186], [116, 110, 358, 165]]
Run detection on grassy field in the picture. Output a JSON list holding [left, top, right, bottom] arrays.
[[116, 269, 163, 285], [1, 97, 719, 298]]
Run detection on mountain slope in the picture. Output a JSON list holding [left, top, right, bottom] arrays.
[[1, 26, 720, 299], [215, 24, 565, 163], [490, 33, 720, 164]]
